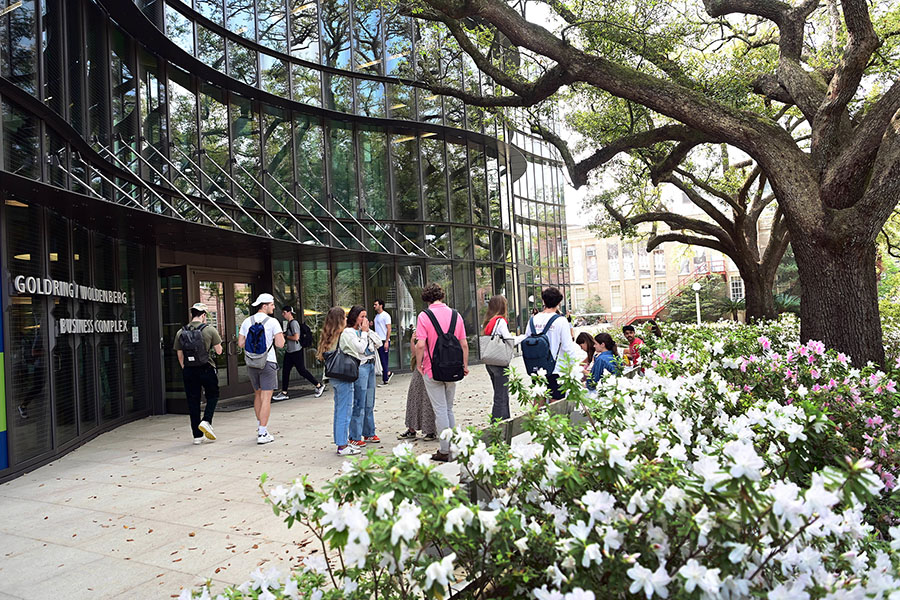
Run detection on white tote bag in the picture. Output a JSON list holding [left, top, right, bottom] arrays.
[[479, 318, 514, 367]]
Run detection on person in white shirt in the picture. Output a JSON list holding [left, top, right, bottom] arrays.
[[238, 293, 285, 444], [342, 305, 383, 447], [529, 287, 579, 401], [373, 299, 393, 386]]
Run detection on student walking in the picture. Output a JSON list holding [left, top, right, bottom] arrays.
[[414, 283, 469, 462], [317, 307, 359, 456], [238, 293, 285, 445], [522, 287, 579, 401], [397, 339, 437, 441], [174, 302, 223, 444], [482, 295, 516, 422], [373, 299, 393, 386], [343, 305, 382, 447], [273, 305, 325, 401]]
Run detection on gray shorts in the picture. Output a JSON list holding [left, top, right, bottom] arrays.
[[248, 362, 278, 391]]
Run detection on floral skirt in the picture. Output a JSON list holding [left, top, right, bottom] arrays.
[[405, 369, 436, 436]]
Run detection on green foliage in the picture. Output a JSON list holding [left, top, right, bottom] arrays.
[[662, 275, 729, 322]]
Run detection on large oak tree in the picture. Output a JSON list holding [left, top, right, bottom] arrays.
[[403, 0, 900, 365]]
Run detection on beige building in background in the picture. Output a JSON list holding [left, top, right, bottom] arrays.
[[566, 192, 775, 322]]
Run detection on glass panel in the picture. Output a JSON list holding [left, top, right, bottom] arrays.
[[422, 135, 446, 221], [257, 0, 288, 52], [200, 83, 230, 202], [365, 260, 397, 366], [196, 0, 224, 25], [385, 15, 412, 77], [475, 229, 491, 261], [290, 0, 319, 62], [111, 28, 137, 172], [419, 90, 442, 124], [452, 261, 477, 356], [119, 242, 147, 414], [233, 283, 253, 383], [360, 128, 388, 219], [353, 3, 382, 74], [291, 63, 320, 105], [199, 280, 228, 388], [475, 265, 492, 335], [42, 0, 64, 113], [73, 226, 96, 432], [197, 25, 226, 71], [48, 214, 77, 445], [139, 50, 167, 187], [226, 0, 256, 41], [334, 261, 362, 309], [397, 263, 425, 367], [165, 4, 194, 54], [263, 106, 292, 212], [7, 200, 51, 463], [86, 6, 109, 148], [294, 114, 325, 214], [301, 260, 331, 379], [94, 234, 121, 423], [392, 133, 419, 220], [65, 4, 84, 135], [0, 0, 37, 94], [169, 69, 199, 195], [228, 39, 258, 86], [356, 79, 385, 117], [425, 224, 449, 259], [387, 84, 411, 119], [231, 96, 261, 207], [260, 53, 289, 96], [320, 0, 350, 70], [323, 72, 352, 112], [447, 140, 469, 223], [2, 100, 39, 179], [452, 227, 472, 260], [328, 120, 357, 217], [469, 143, 488, 226]]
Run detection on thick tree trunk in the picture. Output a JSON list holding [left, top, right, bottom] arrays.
[[792, 239, 884, 366], [740, 268, 778, 322]]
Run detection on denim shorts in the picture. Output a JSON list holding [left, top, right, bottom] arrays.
[[248, 361, 278, 391]]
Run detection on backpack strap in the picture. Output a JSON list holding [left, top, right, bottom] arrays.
[[447, 310, 458, 337], [528, 317, 537, 336], [424, 309, 444, 336], [542, 313, 561, 334]]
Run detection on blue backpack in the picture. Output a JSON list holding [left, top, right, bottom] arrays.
[[521, 313, 562, 375], [244, 316, 272, 368]]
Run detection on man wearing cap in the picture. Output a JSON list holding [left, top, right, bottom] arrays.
[[273, 305, 325, 401], [238, 293, 285, 444], [173, 303, 223, 444]]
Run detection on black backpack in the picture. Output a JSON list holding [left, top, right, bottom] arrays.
[[180, 324, 209, 368], [521, 314, 562, 375], [423, 308, 465, 382], [298, 321, 314, 348]]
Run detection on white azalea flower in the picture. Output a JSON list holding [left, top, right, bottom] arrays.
[[627, 561, 671, 599], [444, 505, 474, 534], [424, 553, 456, 591]]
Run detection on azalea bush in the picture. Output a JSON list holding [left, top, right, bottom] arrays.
[[181, 319, 900, 600]]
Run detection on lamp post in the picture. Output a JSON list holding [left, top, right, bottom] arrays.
[[691, 282, 702, 324]]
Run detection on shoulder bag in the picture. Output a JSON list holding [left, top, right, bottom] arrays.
[[479, 317, 515, 367], [323, 347, 360, 381]]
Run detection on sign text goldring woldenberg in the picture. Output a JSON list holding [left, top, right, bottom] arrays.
[[13, 275, 128, 304]]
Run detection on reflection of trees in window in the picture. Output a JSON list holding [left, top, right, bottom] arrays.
[[356, 79, 384, 117], [164, 4, 193, 54], [446, 141, 470, 223], [359, 128, 388, 219], [294, 114, 325, 214], [487, 151, 501, 224], [421, 136, 446, 221], [228, 39, 258, 86], [291, 63, 320, 105], [453, 261, 477, 352], [195, 0, 223, 24], [474, 229, 491, 261], [256, 0, 287, 52], [230, 96, 261, 207], [323, 72, 351, 112], [391, 134, 420, 220], [320, 0, 350, 70], [86, 4, 109, 147], [425, 225, 449, 258], [290, 2, 318, 62], [263, 106, 292, 213], [301, 259, 331, 350], [334, 261, 362, 308], [111, 28, 137, 171], [469, 142, 487, 226], [327, 120, 357, 218], [2, 100, 39, 179], [42, 0, 64, 113], [386, 84, 411, 119], [197, 26, 226, 72], [226, 0, 255, 41], [452, 227, 471, 259], [476, 265, 492, 327], [353, 2, 382, 75], [1, 0, 37, 93], [260, 54, 289, 96], [385, 15, 412, 77], [397, 263, 424, 366], [199, 84, 229, 200], [463, 54, 482, 131], [167, 71, 197, 194]]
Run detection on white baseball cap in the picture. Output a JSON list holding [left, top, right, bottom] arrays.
[[251, 293, 275, 306], [191, 302, 209, 312]]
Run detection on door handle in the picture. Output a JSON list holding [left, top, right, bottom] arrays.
[[227, 339, 237, 356]]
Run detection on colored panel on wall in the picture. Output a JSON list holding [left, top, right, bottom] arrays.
[[0, 353, 7, 470]]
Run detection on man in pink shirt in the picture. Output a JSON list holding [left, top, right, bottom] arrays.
[[414, 282, 469, 462]]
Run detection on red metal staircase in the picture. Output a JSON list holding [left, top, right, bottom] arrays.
[[612, 259, 728, 328]]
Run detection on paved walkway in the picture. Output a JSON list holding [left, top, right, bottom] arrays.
[[0, 361, 524, 599]]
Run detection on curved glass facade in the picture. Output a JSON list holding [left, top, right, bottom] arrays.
[[0, 0, 567, 478]]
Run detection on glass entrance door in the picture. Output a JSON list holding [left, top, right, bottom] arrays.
[[194, 274, 260, 399]]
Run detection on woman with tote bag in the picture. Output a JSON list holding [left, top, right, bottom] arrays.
[[480, 295, 517, 421]]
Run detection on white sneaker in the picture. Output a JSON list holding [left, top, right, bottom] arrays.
[[257, 432, 275, 445], [314, 384, 326, 398], [337, 445, 360, 456], [273, 391, 289, 401], [198, 420, 216, 440], [193, 437, 203, 445]]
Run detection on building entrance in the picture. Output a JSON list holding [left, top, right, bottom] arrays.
[[159, 267, 263, 411]]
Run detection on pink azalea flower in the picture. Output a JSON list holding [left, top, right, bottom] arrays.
[[886, 380, 897, 393], [758, 336, 771, 351], [882, 471, 896, 490], [838, 353, 849, 365]]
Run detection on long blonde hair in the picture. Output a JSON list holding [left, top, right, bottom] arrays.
[[482, 295, 508, 329], [316, 307, 347, 360]]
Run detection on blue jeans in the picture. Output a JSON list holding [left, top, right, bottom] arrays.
[[350, 361, 376, 439], [377, 345, 390, 383], [332, 380, 354, 447]]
